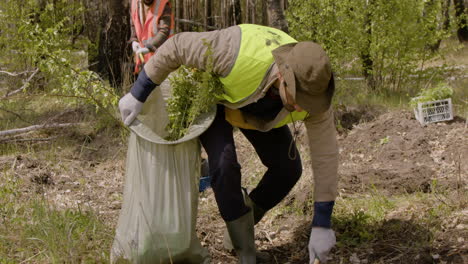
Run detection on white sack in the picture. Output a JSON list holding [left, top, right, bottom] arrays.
[[111, 79, 215, 264]]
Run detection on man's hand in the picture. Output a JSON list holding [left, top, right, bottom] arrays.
[[131, 41, 140, 53], [308, 227, 336, 263], [119, 93, 143, 126]]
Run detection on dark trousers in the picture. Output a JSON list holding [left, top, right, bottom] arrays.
[[199, 105, 302, 221]]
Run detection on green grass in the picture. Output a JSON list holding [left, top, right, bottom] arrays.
[[334, 76, 467, 112], [0, 171, 113, 263], [271, 179, 467, 262], [329, 190, 466, 262], [333, 40, 468, 114], [333, 79, 412, 110]]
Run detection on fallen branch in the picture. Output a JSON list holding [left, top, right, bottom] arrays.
[[0, 122, 82, 137], [2, 68, 39, 99], [0, 136, 58, 144]]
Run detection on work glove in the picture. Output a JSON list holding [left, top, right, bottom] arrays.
[[131, 41, 140, 53], [308, 227, 336, 263], [136, 47, 150, 56], [119, 93, 143, 126]]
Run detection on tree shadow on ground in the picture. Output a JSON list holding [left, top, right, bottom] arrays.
[[262, 215, 466, 264]]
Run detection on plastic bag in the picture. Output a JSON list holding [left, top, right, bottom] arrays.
[[111, 79, 215, 263]]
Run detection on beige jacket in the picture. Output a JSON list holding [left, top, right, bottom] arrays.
[[144, 26, 338, 202]]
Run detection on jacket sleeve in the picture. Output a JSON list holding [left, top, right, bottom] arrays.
[[143, 26, 240, 85], [304, 108, 339, 202], [145, 3, 172, 51]]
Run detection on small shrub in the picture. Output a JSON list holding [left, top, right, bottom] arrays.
[[165, 40, 224, 141], [410, 82, 454, 107]]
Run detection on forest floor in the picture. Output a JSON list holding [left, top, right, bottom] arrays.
[[0, 105, 466, 263], [201, 108, 467, 264]]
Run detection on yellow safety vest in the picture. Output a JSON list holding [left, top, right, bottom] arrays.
[[220, 24, 308, 129]]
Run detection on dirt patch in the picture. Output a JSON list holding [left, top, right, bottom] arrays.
[[0, 130, 127, 225], [202, 108, 467, 263], [338, 110, 467, 196]]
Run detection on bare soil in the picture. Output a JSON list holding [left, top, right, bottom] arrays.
[[338, 111, 466, 196], [200, 109, 467, 264], [1, 108, 466, 263]]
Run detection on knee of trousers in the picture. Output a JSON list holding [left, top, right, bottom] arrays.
[[275, 158, 303, 182], [209, 144, 242, 190]]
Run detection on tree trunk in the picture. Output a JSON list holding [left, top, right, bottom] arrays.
[[431, 0, 452, 50], [261, 0, 268, 26], [220, 0, 226, 28], [361, 0, 375, 89], [443, 0, 451, 31], [251, 0, 257, 24], [247, 0, 257, 24], [245, 0, 250, 23], [266, 0, 289, 33], [175, 0, 183, 32], [85, 0, 130, 88], [424, 0, 446, 51], [454, 0, 468, 42], [183, 0, 189, 31], [205, 0, 213, 30], [233, 0, 242, 25], [226, 0, 234, 26]]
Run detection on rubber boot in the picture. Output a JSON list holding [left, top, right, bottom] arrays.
[[223, 190, 271, 263], [224, 188, 267, 248], [225, 210, 256, 264], [223, 206, 265, 250]]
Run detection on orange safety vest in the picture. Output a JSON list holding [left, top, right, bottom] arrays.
[[131, 0, 175, 73]]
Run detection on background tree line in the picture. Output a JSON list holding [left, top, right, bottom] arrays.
[[0, 0, 466, 122]]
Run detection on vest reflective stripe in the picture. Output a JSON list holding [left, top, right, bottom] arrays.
[[219, 24, 296, 103], [131, 0, 175, 71]]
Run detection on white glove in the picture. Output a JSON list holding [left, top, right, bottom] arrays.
[[118, 93, 143, 126], [131, 41, 140, 53], [136, 47, 150, 56], [308, 227, 336, 263]]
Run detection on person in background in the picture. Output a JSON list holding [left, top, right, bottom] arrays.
[[129, 0, 174, 74], [119, 24, 338, 264]]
